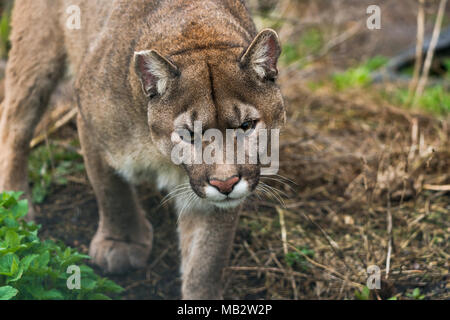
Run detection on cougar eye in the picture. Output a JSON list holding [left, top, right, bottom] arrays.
[[240, 120, 258, 133]]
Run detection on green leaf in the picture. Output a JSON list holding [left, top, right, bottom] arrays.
[[37, 250, 50, 268], [1, 194, 17, 209], [8, 263, 24, 283], [0, 286, 19, 300], [81, 278, 97, 290], [26, 285, 45, 299], [79, 265, 94, 274], [409, 287, 425, 300], [101, 279, 125, 293], [20, 254, 39, 272], [5, 230, 20, 248], [12, 199, 29, 218], [88, 293, 111, 300], [42, 289, 64, 300], [3, 217, 19, 228], [0, 253, 18, 276], [355, 286, 371, 300]]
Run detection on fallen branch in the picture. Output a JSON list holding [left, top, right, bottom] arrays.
[[277, 207, 298, 300], [386, 193, 393, 280], [423, 184, 450, 191], [30, 108, 78, 149]]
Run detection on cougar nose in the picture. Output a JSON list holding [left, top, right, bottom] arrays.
[[209, 176, 240, 195]]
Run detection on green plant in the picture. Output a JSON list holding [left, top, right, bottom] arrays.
[[281, 28, 324, 66], [0, 3, 11, 59], [285, 246, 315, 272], [393, 85, 450, 115], [28, 142, 85, 204], [407, 288, 425, 300], [333, 56, 388, 90], [0, 191, 123, 300], [416, 85, 450, 114], [299, 28, 323, 55], [354, 286, 371, 300], [281, 42, 301, 65]]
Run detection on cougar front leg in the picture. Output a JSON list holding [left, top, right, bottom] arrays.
[[178, 207, 239, 299], [77, 118, 153, 274]]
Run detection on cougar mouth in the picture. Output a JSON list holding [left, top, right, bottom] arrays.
[[203, 178, 251, 209], [209, 197, 246, 209]]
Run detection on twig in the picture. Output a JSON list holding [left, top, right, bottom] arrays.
[[51, 140, 83, 156], [243, 241, 262, 266], [386, 192, 393, 280], [413, 0, 448, 106], [30, 108, 78, 148], [423, 184, 450, 191], [408, 0, 426, 101], [312, 22, 362, 62], [148, 246, 172, 271], [286, 22, 362, 73], [277, 207, 298, 299], [278, 207, 289, 255]]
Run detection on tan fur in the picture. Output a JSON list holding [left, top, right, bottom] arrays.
[[0, 0, 284, 299]]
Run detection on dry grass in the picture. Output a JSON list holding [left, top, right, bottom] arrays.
[[222, 74, 449, 300]]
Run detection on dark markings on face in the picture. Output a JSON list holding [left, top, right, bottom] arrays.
[[190, 110, 198, 127], [206, 62, 219, 128], [233, 105, 241, 126]]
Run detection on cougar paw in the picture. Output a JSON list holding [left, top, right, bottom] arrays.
[[89, 226, 153, 274]]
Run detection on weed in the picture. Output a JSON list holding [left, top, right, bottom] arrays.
[[393, 85, 450, 115], [333, 56, 388, 90], [284, 246, 314, 272], [407, 288, 425, 300], [354, 286, 371, 300], [0, 192, 123, 300], [0, 2, 11, 59], [28, 142, 85, 204], [281, 28, 324, 66]]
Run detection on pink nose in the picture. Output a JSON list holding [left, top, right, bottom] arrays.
[[209, 176, 240, 194]]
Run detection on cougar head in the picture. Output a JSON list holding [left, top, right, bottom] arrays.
[[134, 29, 285, 209]]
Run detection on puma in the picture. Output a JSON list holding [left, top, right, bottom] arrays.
[[0, 0, 285, 299]]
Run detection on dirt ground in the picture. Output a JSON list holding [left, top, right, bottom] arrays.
[[1, 0, 449, 300]]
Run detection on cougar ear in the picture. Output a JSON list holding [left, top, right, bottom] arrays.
[[240, 29, 281, 81], [134, 50, 179, 98]]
